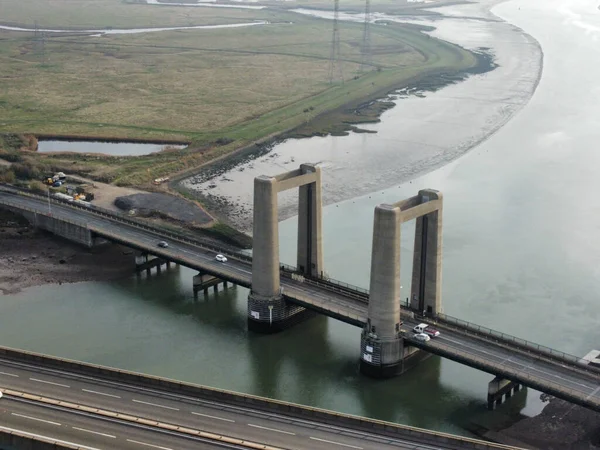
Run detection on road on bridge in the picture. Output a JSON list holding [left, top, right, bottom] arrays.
[[0, 190, 369, 324], [2, 189, 600, 413]]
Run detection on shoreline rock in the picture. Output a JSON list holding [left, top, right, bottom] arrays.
[[494, 398, 600, 449]]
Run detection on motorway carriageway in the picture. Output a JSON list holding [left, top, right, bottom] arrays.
[[0, 356, 464, 450]]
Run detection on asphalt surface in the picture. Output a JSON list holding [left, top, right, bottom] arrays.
[[0, 357, 467, 450], [403, 318, 600, 410], [2, 190, 600, 412], [0, 191, 368, 324]]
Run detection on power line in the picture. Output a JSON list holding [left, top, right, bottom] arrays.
[[328, 0, 343, 84], [360, 0, 372, 73], [33, 21, 47, 64]]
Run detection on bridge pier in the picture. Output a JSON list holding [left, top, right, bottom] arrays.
[[410, 190, 443, 316], [360, 190, 443, 378], [193, 272, 231, 299], [248, 164, 322, 333], [135, 252, 170, 276], [487, 377, 522, 410], [360, 205, 404, 376]]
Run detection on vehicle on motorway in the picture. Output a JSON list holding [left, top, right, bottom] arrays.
[[215, 254, 228, 263], [157, 241, 169, 248], [413, 333, 431, 342], [413, 323, 440, 337], [0, 391, 3, 399]]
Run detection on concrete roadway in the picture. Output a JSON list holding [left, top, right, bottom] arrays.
[[402, 318, 600, 409], [0, 191, 369, 324], [0, 356, 464, 450], [2, 191, 600, 411], [1, 396, 239, 450]]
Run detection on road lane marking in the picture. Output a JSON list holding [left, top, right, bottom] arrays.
[[191, 411, 235, 422], [0, 371, 18, 377], [586, 386, 600, 400], [127, 439, 173, 450], [11, 413, 61, 426], [0, 425, 100, 450], [310, 437, 363, 449], [438, 336, 596, 390], [82, 388, 121, 399], [132, 399, 179, 410], [30, 377, 70, 388], [72, 427, 116, 438], [247, 423, 295, 435]]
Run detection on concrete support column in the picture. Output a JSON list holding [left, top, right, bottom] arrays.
[[248, 176, 283, 332], [361, 205, 403, 377], [250, 176, 280, 298], [487, 377, 521, 410], [297, 164, 323, 278], [410, 189, 443, 316]]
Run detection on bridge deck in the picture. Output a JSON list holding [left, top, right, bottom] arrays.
[[2, 188, 600, 413]]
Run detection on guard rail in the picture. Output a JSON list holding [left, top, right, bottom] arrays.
[[430, 313, 600, 378]]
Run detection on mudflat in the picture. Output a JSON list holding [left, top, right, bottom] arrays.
[[0, 216, 134, 295]]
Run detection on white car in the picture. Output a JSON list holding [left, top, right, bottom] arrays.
[[157, 241, 169, 248], [215, 254, 228, 263], [0, 391, 3, 399], [414, 333, 431, 342], [413, 323, 441, 338]]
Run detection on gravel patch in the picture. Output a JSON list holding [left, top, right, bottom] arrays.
[[114, 193, 212, 225]]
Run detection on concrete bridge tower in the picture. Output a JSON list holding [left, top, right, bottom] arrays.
[[360, 189, 443, 377], [248, 163, 323, 332]]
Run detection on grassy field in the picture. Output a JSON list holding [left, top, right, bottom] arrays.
[[0, 0, 478, 187], [0, 0, 452, 26]]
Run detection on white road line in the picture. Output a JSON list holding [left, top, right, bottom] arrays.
[[586, 385, 600, 400], [72, 427, 116, 438], [438, 337, 596, 390], [247, 423, 296, 435], [191, 411, 235, 422], [82, 388, 121, 399], [29, 377, 70, 388], [0, 371, 19, 377], [310, 436, 363, 449], [0, 425, 101, 450], [127, 439, 173, 450], [11, 413, 61, 426], [132, 399, 179, 411]]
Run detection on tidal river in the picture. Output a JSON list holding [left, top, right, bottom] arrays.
[[2, 0, 599, 437]]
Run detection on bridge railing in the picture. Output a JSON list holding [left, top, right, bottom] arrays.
[[3, 184, 382, 301], [432, 312, 600, 378], [1, 184, 374, 295], [407, 336, 600, 412], [0, 183, 257, 264]]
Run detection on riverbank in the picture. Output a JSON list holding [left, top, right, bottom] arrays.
[[179, 3, 540, 231], [492, 398, 600, 449], [0, 0, 482, 186]]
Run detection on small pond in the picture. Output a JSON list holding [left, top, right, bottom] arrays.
[[37, 140, 186, 157]]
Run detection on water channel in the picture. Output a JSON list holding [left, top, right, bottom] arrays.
[[1, 0, 600, 438], [0, 21, 270, 35], [37, 140, 186, 157]]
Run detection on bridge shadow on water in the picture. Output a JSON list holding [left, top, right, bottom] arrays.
[[104, 266, 521, 435]]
